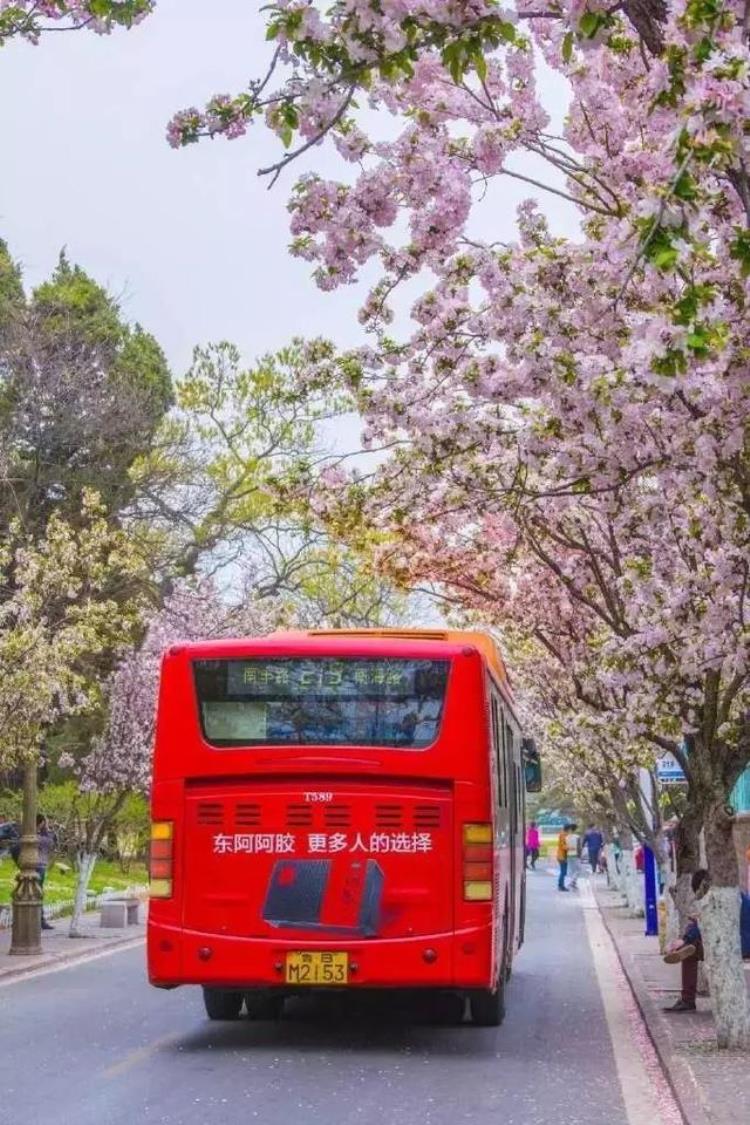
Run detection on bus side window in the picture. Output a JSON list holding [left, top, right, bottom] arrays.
[[506, 722, 518, 817], [491, 696, 505, 807], [489, 692, 500, 808], [508, 749, 517, 837], [498, 704, 509, 810]]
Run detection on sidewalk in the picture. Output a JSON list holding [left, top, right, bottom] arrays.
[[594, 881, 750, 1125], [0, 907, 145, 985]]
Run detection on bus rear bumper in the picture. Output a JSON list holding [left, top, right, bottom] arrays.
[[147, 921, 494, 991]]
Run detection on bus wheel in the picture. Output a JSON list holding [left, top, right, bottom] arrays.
[[244, 990, 285, 1020], [469, 978, 506, 1027], [202, 987, 243, 1021]]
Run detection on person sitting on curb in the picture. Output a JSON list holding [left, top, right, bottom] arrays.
[[663, 869, 708, 1013], [663, 869, 750, 1012]]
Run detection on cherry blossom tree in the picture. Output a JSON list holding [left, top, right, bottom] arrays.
[[168, 0, 750, 1047], [0, 1, 153, 47], [348, 460, 748, 1037]]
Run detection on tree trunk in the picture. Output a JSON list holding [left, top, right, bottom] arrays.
[[621, 849, 643, 915], [669, 806, 702, 932], [616, 827, 641, 915], [68, 852, 97, 938], [702, 799, 749, 1049], [697, 960, 711, 998], [606, 844, 622, 891], [671, 873, 695, 933], [662, 866, 681, 947]]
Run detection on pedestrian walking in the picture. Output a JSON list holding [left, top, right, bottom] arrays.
[[557, 824, 570, 891], [525, 822, 540, 870], [567, 823, 581, 889], [612, 834, 622, 876], [582, 823, 604, 875], [599, 848, 608, 879], [36, 814, 57, 930], [0, 818, 18, 855]]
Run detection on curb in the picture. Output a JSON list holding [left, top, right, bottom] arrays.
[[0, 932, 144, 987], [594, 887, 713, 1125]]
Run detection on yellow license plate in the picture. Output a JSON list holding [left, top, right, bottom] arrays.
[[285, 951, 349, 985]]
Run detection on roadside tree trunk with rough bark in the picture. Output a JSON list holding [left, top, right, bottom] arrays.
[[701, 796, 749, 1048], [606, 843, 623, 892], [68, 851, 98, 938], [670, 808, 702, 933], [66, 792, 128, 939], [613, 825, 641, 916]]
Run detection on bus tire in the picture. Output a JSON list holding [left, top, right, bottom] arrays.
[[244, 990, 284, 1020], [469, 978, 506, 1027], [202, 987, 243, 1021]]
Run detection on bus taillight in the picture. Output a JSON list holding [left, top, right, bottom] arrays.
[[150, 821, 174, 898], [463, 823, 493, 900]]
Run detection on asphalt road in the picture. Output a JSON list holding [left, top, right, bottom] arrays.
[[0, 873, 654, 1125]]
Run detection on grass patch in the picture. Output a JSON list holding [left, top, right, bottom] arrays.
[[0, 856, 147, 907]]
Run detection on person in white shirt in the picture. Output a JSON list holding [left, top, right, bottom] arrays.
[[566, 823, 581, 889]]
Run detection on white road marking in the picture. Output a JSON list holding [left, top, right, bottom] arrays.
[[578, 880, 675, 1125], [0, 936, 144, 989]]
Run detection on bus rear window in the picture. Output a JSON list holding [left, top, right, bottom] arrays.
[[192, 657, 449, 749]]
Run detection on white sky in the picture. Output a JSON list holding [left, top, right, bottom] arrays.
[[0, 0, 580, 383]]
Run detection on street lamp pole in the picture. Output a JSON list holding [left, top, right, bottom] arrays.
[[9, 759, 42, 956]]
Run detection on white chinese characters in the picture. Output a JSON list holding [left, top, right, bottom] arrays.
[[212, 833, 295, 855], [212, 831, 433, 855]]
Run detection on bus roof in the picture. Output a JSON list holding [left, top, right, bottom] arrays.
[[279, 627, 513, 697]]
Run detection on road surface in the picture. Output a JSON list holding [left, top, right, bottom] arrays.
[[0, 872, 675, 1125]]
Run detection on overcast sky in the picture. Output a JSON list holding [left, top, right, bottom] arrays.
[[0, 1, 580, 383]]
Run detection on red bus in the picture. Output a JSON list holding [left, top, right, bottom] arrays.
[[147, 628, 541, 1026]]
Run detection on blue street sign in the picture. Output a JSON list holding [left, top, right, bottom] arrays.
[[655, 752, 686, 786]]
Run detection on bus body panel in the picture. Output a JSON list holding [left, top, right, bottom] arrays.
[[148, 920, 494, 990], [148, 632, 525, 997], [180, 780, 454, 941]]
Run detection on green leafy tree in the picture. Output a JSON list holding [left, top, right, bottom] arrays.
[[0, 491, 151, 951], [0, 248, 172, 533]]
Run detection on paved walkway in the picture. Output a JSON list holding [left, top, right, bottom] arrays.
[[594, 881, 750, 1125], [0, 907, 145, 985]]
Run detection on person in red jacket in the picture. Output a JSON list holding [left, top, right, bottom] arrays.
[[525, 822, 540, 870]]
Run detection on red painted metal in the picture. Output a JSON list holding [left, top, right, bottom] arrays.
[[147, 632, 525, 994]]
